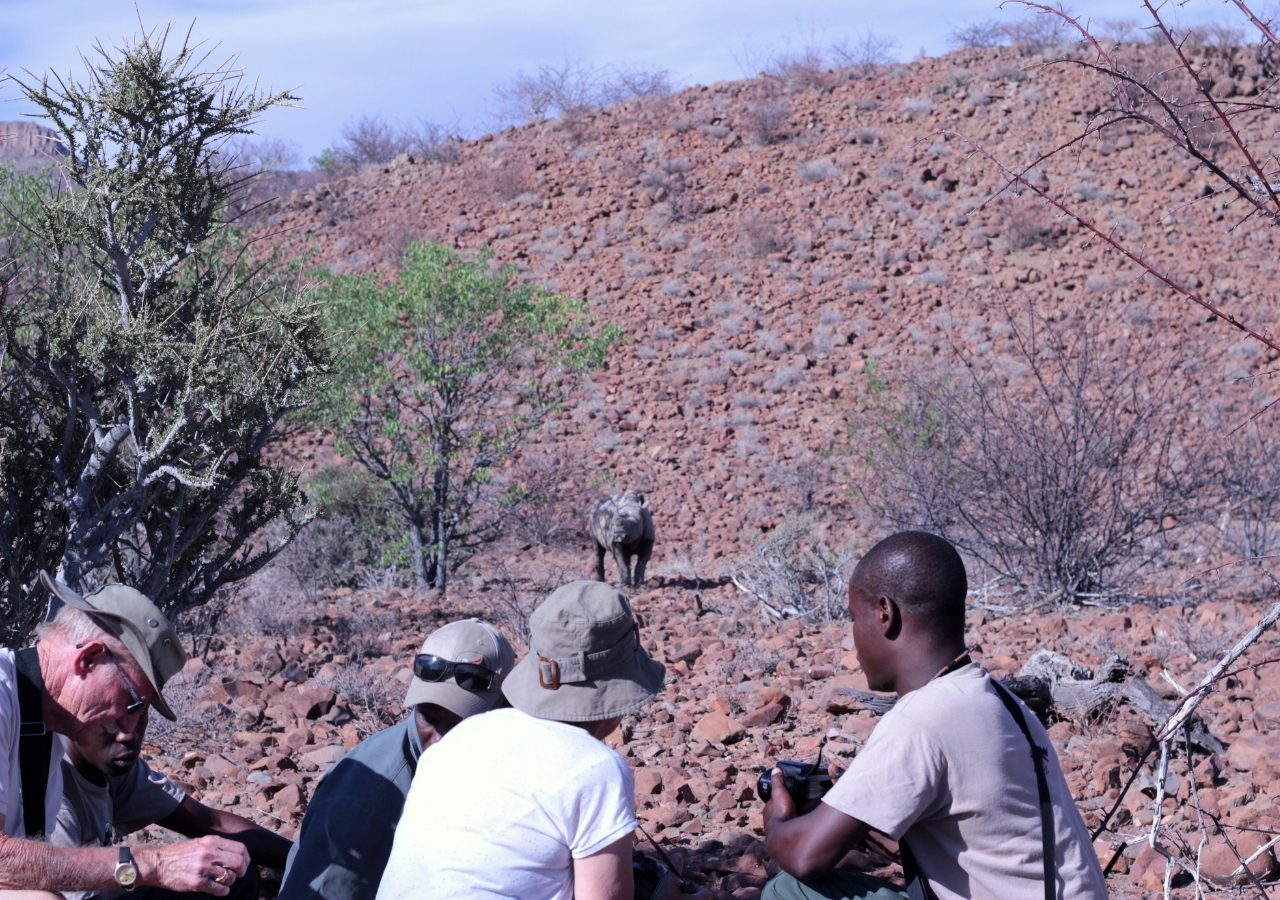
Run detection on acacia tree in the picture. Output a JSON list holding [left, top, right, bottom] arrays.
[[0, 27, 328, 642], [314, 241, 619, 593]]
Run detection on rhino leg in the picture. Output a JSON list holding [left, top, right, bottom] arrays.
[[612, 544, 633, 587], [595, 541, 609, 582], [633, 539, 653, 587]]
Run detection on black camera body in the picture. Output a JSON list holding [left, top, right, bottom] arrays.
[[757, 759, 834, 804]]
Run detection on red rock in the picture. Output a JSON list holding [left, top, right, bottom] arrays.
[[1226, 731, 1277, 775], [692, 713, 747, 745], [1199, 832, 1278, 883], [740, 702, 787, 728], [634, 768, 664, 796]]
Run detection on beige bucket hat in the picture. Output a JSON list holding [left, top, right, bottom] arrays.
[[39, 572, 187, 720], [502, 580, 665, 722]]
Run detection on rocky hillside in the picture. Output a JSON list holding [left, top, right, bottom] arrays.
[[263, 42, 1279, 577]]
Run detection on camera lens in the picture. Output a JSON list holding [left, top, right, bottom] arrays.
[[756, 769, 772, 803]]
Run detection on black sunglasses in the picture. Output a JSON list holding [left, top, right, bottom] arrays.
[[413, 654, 497, 693], [109, 654, 148, 716]]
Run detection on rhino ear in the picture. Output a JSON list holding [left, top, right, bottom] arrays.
[[638, 492, 647, 507]]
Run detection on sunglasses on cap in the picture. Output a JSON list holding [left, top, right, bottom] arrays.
[[413, 654, 498, 693]]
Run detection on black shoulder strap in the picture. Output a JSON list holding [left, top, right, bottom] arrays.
[[991, 678, 1056, 900], [900, 839, 939, 900], [14, 647, 53, 839]]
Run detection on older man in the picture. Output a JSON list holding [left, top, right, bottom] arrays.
[[279, 618, 516, 900], [0, 573, 249, 897]]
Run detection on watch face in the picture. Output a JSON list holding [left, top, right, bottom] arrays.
[[115, 848, 139, 888]]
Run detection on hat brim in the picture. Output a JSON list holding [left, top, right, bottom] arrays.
[[404, 676, 502, 719], [502, 647, 665, 722], [39, 572, 177, 721]]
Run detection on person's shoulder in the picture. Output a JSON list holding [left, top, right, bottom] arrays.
[[348, 717, 413, 757]]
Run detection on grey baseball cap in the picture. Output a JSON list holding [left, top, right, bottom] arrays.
[[502, 580, 665, 722], [404, 619, 516, 719], [39, 572, 187, 721]]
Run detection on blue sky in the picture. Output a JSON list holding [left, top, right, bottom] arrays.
[[0, 0, 1245, 163]]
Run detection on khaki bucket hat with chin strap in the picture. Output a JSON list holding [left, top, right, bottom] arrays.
[[39, 572, 187, 721], [502, 580, 665, 723]]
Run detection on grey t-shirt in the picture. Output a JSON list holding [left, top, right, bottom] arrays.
[[823, 663, 1108, 900], [51, 756, 186, 900]]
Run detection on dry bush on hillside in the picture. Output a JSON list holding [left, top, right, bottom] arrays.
[[948, 20, 1007, 50], [502, 450, 602, 547], [857, 310, 1215, 605], [315, 664, 402, 737], [728, 514, 856, 621], [494, 59, 674, 126], [312, 115, 461, 177], [998, 198, 1057, 250], [1215, 417, 1280, 564], [638, 157, 702, 221], [273, 466, 405, 595], [832, 29, 899, 78], [738, 213, 786, 257], [481, 156, 532, 202], [745, 96, 792, 146], [472, 561, 577, 648]]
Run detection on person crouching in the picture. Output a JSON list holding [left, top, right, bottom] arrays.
[[376, 580, 666, 900]]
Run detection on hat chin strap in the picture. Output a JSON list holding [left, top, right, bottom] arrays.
[[536, 624, 639, 689]]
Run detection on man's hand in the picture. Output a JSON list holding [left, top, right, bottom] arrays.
[[763, 767, 797, 829], [763, 769, 871, 881], [135, 836, 250, 896]]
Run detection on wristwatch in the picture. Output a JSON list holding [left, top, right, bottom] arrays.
[[113, 846, 139, 891]]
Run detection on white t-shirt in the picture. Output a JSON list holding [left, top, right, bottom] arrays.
[[823, 663, 1108, 900], [0, 649, 68, 838], [377, 708, 637, 900]]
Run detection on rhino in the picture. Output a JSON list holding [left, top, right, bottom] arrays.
[[589, 490, 655, 588]]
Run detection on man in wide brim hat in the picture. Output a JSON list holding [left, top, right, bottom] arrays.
[[502, 579, 666, 722], [0, 573, 256, 896], [378, 580, 667, 900]]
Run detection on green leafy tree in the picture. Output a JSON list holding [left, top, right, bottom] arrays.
[[0, 27, 328, 642], [315, 241, 619, 592]]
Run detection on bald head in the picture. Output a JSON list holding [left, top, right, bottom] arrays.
[[852, 531, 967, 638]]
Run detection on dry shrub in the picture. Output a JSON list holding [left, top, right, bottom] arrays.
[[728, 514, 855, 621], [746, 98, 792, 146], [316, 663, 402, 737], [1215, 417, 1280, 564], [471, 561, 576, 648], [274, 465, 405, 596], [856, 309, 1215, 605], [999, 198, 1055, 251], [638, 157, 701, 221], [503, 450, 600, 547], [481, 156, 531, 203], [739, 214, 785, 257]]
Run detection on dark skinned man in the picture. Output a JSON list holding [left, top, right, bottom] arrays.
[[763, 532, 1107, 900]]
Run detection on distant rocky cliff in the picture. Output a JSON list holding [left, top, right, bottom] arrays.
[[0, 121, 67, 171]]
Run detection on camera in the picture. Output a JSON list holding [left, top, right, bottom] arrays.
[[756, 758, 834, 804]]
